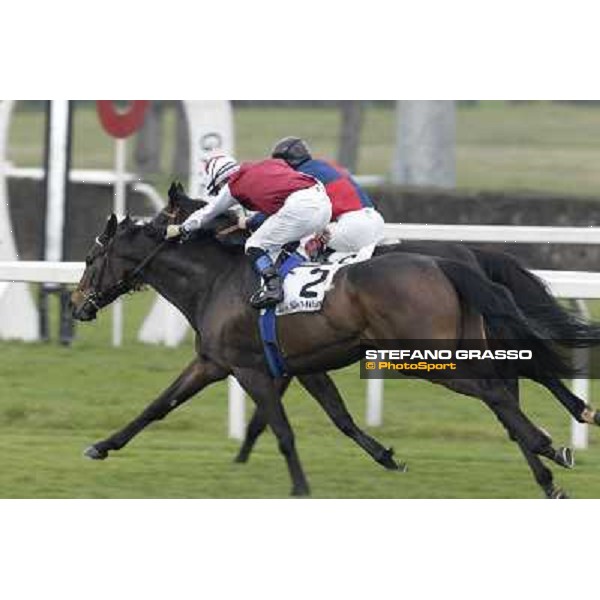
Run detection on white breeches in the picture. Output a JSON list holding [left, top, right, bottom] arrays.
[[327, 207, 385, 252], [245, 183, 332, 258]]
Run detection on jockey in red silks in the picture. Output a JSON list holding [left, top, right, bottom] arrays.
[[165, 155, 332, 309], [270, 137, 385, 258]]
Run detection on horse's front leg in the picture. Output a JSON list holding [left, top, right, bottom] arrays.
[[297, 373, 407, 471], [233, 367, 310, 497], [235, 373, 405, 470], [234, 377, 291, 464], [234, 405, 269, 463], [84, 357, 228, 460]]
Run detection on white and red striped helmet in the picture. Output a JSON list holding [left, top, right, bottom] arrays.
[[203, 154, 239, 195]]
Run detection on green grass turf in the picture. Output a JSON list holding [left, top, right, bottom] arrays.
[[2, 289, 600, 498], [3, 101, 600, 497]]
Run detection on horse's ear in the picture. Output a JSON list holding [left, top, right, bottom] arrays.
[[167, 181, 183, 210], [105, 214, 118, 238]]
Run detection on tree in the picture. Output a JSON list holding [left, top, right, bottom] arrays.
[[337, 101, 364, 172], [392, 100, 455, 188]]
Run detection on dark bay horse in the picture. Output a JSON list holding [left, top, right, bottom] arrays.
[[156, 194, 598, 498], [237, 242, 600, 479], [71, 199, 577, 496]]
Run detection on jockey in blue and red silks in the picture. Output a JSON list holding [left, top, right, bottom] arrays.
[[269, 137, 385, 258], [165, 155, 332, 309]]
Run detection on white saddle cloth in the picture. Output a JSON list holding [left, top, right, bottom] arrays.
[[274, 244, 375, 316]]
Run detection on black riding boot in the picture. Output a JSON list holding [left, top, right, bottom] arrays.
[[248, 249, 284, 309], [250, 268, 284, 309]]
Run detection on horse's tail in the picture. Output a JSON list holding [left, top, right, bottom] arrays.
[[436, 258, 576, 379], [472, 248, 600, 348]]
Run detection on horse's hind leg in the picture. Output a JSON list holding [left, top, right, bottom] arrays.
[[479, 378, 574, 470], [84, 357, 227, 460], [516, 439, 568, 498], [442, 375, 573, 494], [503, 379, 569, 498], [536, 374, 600, 426]]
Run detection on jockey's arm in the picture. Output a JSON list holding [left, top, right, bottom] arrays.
[[181, 184, 237, 234]]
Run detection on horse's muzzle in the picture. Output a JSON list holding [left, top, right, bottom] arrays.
[[70, 290, 98, 322]]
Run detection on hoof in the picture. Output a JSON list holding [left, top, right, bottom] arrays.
[[377, 447, 408, 472], [546, 486, 570, 499], [554, 447, 575, 470], [581, 408, 600, 426], [291, 485, 311, 497], [83, 445, 108, 460], [233, 453, 249, 464]]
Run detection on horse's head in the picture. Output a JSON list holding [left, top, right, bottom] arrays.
[[153, 184, 248, 248], [71, 214, 149, 321]]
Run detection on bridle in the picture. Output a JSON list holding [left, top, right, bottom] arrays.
[[78, 209, 176, 314], [83, 239, 169, 312]]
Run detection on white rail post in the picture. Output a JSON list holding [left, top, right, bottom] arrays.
[[571, 299, 590, 450], [0, 100, 39, 341], [112, 138, 126, 347], [366, 378, 384, 426], [228, 377, 246, 439]]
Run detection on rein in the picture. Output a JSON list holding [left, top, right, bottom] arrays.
[[84, 239, 169, 310], [81, 209, 178, 313], [80, 204, 239, 315], [216, 223, 243, 238]]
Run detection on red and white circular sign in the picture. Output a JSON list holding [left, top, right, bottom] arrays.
[[96, 101, 150, 138]]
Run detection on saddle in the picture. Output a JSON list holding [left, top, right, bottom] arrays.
[[259, 245, 376, 378]]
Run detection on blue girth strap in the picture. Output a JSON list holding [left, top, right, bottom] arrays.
[[258, 252, 305, 377]]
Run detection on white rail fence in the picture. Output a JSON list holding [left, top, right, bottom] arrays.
[[2, 222, 600, 448], [383, 223, 600, 244]]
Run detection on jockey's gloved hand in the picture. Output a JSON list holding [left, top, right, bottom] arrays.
[[165, 224, 183, 240], [318, 228, 331, 244]]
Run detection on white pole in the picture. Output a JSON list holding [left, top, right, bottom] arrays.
[[366, 378, 383, 426], [572, 373, 589, 450], [0, 100, 39, 341], [228, 376, 246, 439], [44, 101, 70, 264], [112, 138, 126, 347], [164, 303, 181, 348], [571, 299, 590, 449]]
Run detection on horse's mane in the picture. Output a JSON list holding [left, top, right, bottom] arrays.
[[146, 195, 248, 253]]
